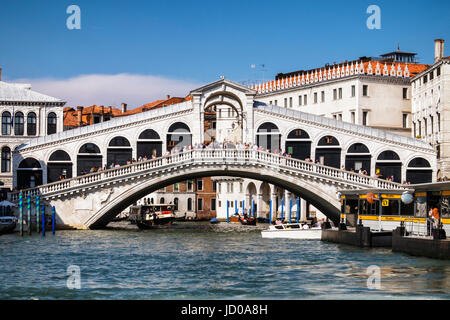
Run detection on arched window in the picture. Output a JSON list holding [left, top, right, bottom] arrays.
[[174, 198, 179, 211], [345, 143, 371, 173], [1, 147, 11, 173], [138, 129, 162, 159], [17, 158, 43, 189], [167, 122, 192, 152], [47, 112, 57, 134], [107, 136, 132, 166], [160, 197, 165, 204], [48, 150, 73, 183], [2, 112, 11, 135], [375, 150, 402, 183], [285, 129, 311, 160], [315, 135, 341, 168], [318, 135, 340, 146], [256, 122, 281, 152], [27, 112, 37, 136], [77, 143, 102, 176], [406, 157, 432, 184], [14, 112, 24, 136], [377, 151, 400, 161]]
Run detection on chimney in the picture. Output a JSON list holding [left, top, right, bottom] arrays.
[[166, 95, 170, 100], [76, 106, 84, 126], [435, 39, 445, 63], [121, 103, 127, 113]]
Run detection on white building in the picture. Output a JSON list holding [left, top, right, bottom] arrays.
[[252, 51, 429, 137], [412, 39, 450, 180], [0, 70, 65, 195], [213, 177, 326, 222]]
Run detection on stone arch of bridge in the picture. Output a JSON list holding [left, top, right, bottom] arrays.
[[86, 166, 341, 229]]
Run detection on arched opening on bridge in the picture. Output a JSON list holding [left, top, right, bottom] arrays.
[[47, 150, 73, 183], [256, 122, 281, 152], [246, 182, 257, 215], [375, 151, 402, 183], [285, 129, 311, 160], [406, 158, 432, 184], [345, 143, 371, 174], [137, 129, 162, 159], [315, 135, 341, 168], [17, 158, 43, 189], [204, 104, 217, 143], [259, 182, 271, 218], [107, 136, 132, 166], [166, 122, 192, 152], [77, 143, 102, 176]]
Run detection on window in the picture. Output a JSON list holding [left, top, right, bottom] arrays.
[[211, 198, 216, 211], [289, 97, 293, 108], [362, 111, 368, 126], [47, 112, 57, 134], [413, 122, 416, 137], [338, 88, 342, 99], [187, 198, 192, 211], [424, 118, 428, 136], [430, 70, 434, 81], [430, 115, 434, 134], [418, 120, 422, 136], [160, 197, 165, 204], [314, 92, 317, 104], [274, 100, 278, 106], [333, 89, 337, 100], [321, 91, 325, 102], [212, 181, 217, 192], [2, 112, 11, 135], [284, 98, 287, 108], [303, 95, 307, 105], [218, 182, 221, 193], [351, 85, 356, 97], [351, 112, 355, 124], [298, 96, 302, 106], [437, 67, 441, 77], [187, 180, 193, 191], [1, 147, 11, 173], [197, 198, 203, 211], [197, 179, 203, 191], [423, 75, 428, 84], [239, 182, 243, 193], [438, 113, 441, 131], [174, 183, 179, 192], [403, 88, 408, 99], [363, 85, 368, 96], [27, 112, 37, 136], [403, 114, 408, 129], [338, 114, 342, 121], [174, 198, 179, 211], [14, 112, 24, 136]]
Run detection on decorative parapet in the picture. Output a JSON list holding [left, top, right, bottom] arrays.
[[251, 61, 421, 95]]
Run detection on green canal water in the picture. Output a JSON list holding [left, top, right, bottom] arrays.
[[1, 222, 450, 300]]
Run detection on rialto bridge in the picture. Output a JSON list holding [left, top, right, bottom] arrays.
[[9, 78, 436, 229]]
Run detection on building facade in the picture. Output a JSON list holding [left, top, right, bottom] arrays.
[[0, 69, 65, 197], [251, 51, 429, 137], [412, 39, 450, 180]]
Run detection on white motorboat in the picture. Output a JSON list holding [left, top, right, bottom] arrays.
[[261, 223, 322, 239]]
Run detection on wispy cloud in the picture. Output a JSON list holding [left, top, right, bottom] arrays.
[[12, 74, 203, 108]]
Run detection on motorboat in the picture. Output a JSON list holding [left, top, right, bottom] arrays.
[[0, 216, 17, 235], [261, 222, 322, 239], [210, 218, 219, 224], [129, 204, 176, 229]]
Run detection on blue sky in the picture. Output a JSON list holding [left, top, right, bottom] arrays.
[[0, 0, 448, 107]]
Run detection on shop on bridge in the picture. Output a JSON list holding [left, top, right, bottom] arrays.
[[315, 135, 341, 168], [285, 129, 311, 160]]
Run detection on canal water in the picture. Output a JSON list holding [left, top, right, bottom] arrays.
[[1, 222, 450, 300]]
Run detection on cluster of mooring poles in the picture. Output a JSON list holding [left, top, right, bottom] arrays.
[[17, 192, 55, 236], [225, 198, 302, 223]]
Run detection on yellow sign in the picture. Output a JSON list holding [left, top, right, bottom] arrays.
[[415, 192, 427, 197], [442, 191, 450, 196], [381, 194, 401, 199], [382, 199, 389, 207]]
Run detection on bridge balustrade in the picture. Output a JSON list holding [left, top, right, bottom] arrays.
[[9, 148, 404, 202]]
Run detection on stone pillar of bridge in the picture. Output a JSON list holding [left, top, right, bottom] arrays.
[[191, 93, 203, 144], [270, 184, 277, 221], [300, 198, 307, 222], [285, 190, 291, 221], [244, 94, 255, 144], [257, 192, 263, 218]]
